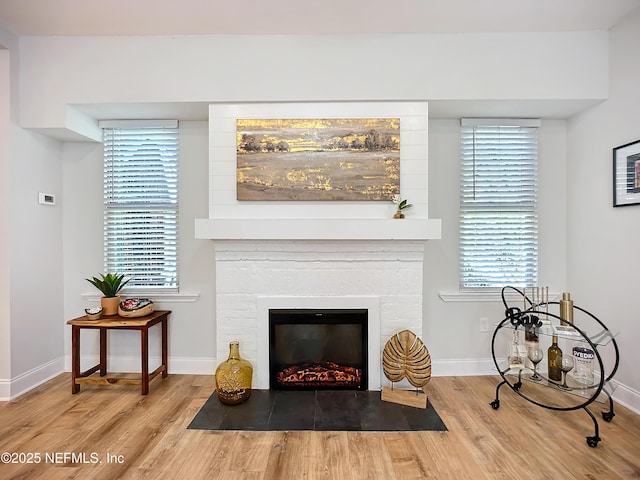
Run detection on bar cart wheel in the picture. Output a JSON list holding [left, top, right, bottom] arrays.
[[586, 436, 601, 448]]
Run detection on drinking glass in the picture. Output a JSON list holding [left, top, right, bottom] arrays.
[[559, 355, 575, 390], [527, 347, 544, 381]]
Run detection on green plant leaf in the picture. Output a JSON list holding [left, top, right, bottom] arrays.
[[85, 272, 130, 297], [398, 199, 412, 210]]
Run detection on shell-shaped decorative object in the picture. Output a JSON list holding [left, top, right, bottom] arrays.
[[383, 330, 432, 388], [84, 306, 103, 320]]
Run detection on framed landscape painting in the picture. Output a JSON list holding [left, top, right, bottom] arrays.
[[236, 118, 400, 201]]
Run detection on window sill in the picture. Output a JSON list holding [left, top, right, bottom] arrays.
[[82, 292, 200, 303], [438, 290, 560, 303]]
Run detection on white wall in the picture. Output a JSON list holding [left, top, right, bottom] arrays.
[[207, 101, 431, 221], [0, 45, 11, 386], [2, 25, 637, 409], [10, 127, 64, 380], [62, 121, 217, 374], [566, 9, 640, 410], [424, 119, 568, 374], [60, 116, 569, 378], [18, 32, 609, 135], [0, 26, 68, 400]]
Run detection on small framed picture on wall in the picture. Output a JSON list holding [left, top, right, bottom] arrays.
[[613, 139, 640, 207]]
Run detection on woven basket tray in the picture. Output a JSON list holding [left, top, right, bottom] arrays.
[[118, 298, 154, 318]]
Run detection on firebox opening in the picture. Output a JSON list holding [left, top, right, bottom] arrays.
[[269, 309, 368, 391]]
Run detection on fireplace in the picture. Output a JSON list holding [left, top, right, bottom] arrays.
[[212, 243, 426, 391], [198, 101, 440, 390], [269, 309, 368, 390]]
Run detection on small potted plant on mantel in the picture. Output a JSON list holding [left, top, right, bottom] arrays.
[[392, 194, 412, 219], [85, 273, 130, 316]]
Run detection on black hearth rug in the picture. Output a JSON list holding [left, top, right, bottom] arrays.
[[187, 389, 447, 432]]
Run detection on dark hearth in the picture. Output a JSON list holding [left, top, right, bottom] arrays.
[[188, 390, 448, 432], [269, 309, 368, 390]]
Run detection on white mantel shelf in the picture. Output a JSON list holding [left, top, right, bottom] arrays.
[[195, 218, 442, 241]]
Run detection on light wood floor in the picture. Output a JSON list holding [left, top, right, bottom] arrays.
[[1, 374, 639, 479]]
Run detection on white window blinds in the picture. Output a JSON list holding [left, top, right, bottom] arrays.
[[102, 122, 179, 290], [459, 119, 539, 289]]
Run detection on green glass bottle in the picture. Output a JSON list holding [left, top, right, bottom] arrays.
[[547, 335, 562, 382]]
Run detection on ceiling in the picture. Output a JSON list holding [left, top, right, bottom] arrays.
[[0, 0, 638, 37], [1, 0, 638, 132]]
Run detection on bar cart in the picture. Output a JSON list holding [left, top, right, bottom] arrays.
[[489, 287, 619, 448]]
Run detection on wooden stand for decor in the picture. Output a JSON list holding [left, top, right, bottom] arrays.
[[381, 386, 427, 409], [381, 329, 432, 409]]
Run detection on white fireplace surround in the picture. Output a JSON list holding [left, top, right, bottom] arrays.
[[198, 101, 441, 391], [214, 240, 426, 390]]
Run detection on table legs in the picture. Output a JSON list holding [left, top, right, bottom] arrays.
[[161, 317, 168, 379], [71, 326, 80, 394], [99, 328, 107, 376], [141, 326, 149, 395]]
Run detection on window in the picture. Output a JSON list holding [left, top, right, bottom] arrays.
[[101, 120, 179, 291], [459, 118, 539, 289]]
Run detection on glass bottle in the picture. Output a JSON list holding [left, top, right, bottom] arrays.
[[215, 341, 253, 405], [508, 329, 525, 369], [572, 346, 595, 385], [547, 335, 562, 382]]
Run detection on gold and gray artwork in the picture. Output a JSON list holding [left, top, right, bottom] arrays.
[[236, 118, 400, 201]]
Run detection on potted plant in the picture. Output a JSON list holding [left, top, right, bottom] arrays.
[[392, 194, 413, 219], [85, 273, 130, 316]]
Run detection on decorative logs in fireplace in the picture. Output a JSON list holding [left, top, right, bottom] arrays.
[[276, 361, 362, 388]]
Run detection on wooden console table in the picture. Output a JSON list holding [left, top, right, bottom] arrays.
[[67, 310, 171, 395]]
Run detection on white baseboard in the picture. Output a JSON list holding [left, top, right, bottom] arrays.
[[162, 356, 216, 375], [431, 358, 498, 377], [0, 379, 9, 401], [0, 357, 65, 401], [607, 379, 640, 415], [432, 358, 640, 415], [62, 354, 216, 376]]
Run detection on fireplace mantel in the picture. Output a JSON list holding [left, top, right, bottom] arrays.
[[195, 218, 441, 240]]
